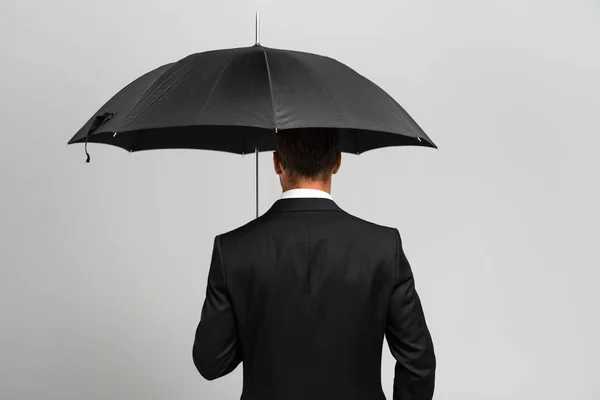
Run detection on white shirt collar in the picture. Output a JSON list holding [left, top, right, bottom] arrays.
[[280, 188, 333, 200]]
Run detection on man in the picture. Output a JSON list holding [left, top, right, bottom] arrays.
[[192, 129, 436, 400]]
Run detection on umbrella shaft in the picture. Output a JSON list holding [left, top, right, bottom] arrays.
[[256, 145, 259, 218]]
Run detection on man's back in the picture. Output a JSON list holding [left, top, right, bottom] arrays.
[[193, 197, 436, 400]]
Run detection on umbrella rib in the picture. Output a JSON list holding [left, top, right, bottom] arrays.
[[129, 53, 239, 153], [350, 130, 361, 154], [197, 53, 238, 121], [284, 51, 352, 133], [129, 130, 142, 152], [368, 80, 424, 143], [122, 62, 178, 124], [260, 47, 277, 130]]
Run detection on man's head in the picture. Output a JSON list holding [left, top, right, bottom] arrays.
[[273, 129, 342, 192]]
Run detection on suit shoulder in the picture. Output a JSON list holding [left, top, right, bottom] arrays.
[[338, 211, 399, 260], [345, 213, 400, 248], [340, 210, 398, 236], [217, 213, 270, 241]]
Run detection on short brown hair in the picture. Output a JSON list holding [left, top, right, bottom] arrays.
[[275, 129, 340, 182]]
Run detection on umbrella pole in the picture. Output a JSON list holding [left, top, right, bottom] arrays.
[[255, 12, 260, 219], [255, 145, 259, 218]]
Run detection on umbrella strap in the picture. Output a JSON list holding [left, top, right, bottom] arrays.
[[85, 136, 90, 163], [84, 112, 114, 163]]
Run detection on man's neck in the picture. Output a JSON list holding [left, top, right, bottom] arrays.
[[282, 181, 331, 194]]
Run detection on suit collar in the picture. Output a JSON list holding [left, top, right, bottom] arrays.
[[266, 197, 343, 213], [280, 188, 333, 200]]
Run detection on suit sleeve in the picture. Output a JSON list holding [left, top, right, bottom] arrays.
[[192, 235, 242, 380], [385, 229, 436, 400]]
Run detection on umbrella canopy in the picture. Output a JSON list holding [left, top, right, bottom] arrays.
[[67, 45, 436, 157]]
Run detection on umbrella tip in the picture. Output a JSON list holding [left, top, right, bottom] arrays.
[[255, 12, 260, 46]]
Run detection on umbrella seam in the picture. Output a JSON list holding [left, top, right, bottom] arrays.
[[124, 52, 236, 125], [281, 51, 356, 150], [197, 53, 239, 121], [123, 61, 184, 124], [369, 80, 423, 142], [260, 47, 277, 130]]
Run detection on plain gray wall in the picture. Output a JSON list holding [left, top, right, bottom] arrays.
[[1, 0, 599, 399]]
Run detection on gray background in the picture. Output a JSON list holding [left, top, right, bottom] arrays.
[[1, 0, 599, 399]]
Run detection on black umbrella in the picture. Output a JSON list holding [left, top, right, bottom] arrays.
[[68, 15, 436, 217]]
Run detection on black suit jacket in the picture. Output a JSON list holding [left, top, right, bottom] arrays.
[[193, 198, 435, 400]]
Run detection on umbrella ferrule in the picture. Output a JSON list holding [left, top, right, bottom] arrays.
[[255, 12, 260, 46]]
